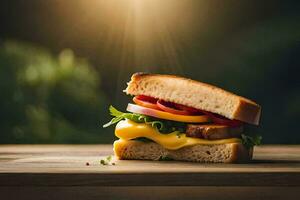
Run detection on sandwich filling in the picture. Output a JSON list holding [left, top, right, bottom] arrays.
[[103, 95, 261, 149], [115, 119, 241, 150]]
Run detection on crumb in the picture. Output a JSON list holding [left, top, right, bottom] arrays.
[[86, 162, 90, 166], [100, 155, 116, 166]]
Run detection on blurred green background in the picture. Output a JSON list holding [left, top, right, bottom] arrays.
[[0, 0, 299, 144]]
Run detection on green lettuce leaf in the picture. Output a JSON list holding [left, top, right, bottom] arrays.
[[103, 105, 186, 134], [241, 134, 262, 148]]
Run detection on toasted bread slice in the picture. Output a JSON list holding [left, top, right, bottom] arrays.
[[125, 73, 261, 125], [114, 139, 253, 163]]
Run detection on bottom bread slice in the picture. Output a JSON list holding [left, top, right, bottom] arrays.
[[114, 139, 253, 163]]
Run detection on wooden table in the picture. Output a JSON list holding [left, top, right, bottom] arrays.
[[0, 145, 299, 200]]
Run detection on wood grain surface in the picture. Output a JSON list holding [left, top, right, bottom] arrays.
[[0, 145, 300, 187]]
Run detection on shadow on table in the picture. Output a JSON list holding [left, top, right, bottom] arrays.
[[252, 159, 300, 164]]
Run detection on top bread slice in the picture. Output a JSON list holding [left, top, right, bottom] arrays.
[[124, 73, 261, 125]]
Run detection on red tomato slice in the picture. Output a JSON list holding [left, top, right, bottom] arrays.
[[202, 111, 242, 127], [127, 103, 211, 123], [136, 95, 157, 103], [133, 95, 160, 110], [156, 100, 192, 115], [174, 104, 203, 114]]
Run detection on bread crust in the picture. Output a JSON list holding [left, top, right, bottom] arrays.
[[125, 72, 261, 125], [114, 139, 253, 163]]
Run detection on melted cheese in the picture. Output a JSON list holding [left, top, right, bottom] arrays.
[[115, 119, 241, 150]]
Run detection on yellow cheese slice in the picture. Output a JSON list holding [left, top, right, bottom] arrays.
[[115, 119, 241, 150]]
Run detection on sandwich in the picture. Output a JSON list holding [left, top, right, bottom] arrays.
[[104, 73, 262, 163]]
